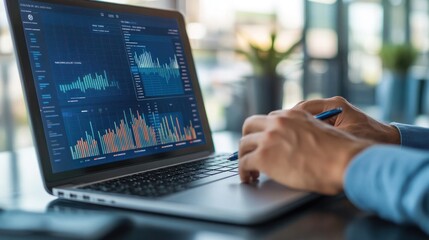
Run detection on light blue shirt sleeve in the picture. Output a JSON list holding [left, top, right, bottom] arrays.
[[392, 123, 429, 150], [344, 125, 429, 234]]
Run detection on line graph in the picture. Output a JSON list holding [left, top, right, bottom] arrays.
[[133, 49, 184, 97], [58, 70, 120, 94]]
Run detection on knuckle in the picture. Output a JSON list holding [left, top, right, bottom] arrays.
[[272, 116, 288, 128], [293, 100, 309, 110], [268, 110, 282, 116], [257, 145, 269, 157], [332, 96, 348, 104], [243, 116, 254, 127], [262, 129, 281, 142], [296, 100, 306, 106], [285, 109, 307, 119], [242, 116, 257, 134]]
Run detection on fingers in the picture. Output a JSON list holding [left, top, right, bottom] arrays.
[[268, 109, 284, 116], [239, 133, 262, 183], [239, 151, 261, 183], [293, 99, 330, 114], [293, 96, 349, 115], [292, 97, 350, 125], [242, 115, 268, 135], [239, 133, 261, 157], [240, 114, 284, 183], [239, 110, 312, 184], [269, 107, 312, 117]]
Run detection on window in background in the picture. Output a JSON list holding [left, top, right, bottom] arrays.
[[411, 0, 429, 124], [389, 0, 408, 44], [185, 0, 304, 131], [304, 0, 341, 99], [0, 0, 27, 152], [411, 0, 429, 65], [410, 0, 429, 54], [0, 0, 305, 152], [347, 1, 383, 105]]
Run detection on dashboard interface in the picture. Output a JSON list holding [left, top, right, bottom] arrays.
[[18, 0, 206, 173]]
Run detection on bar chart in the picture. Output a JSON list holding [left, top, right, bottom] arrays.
[[67, 108, 197, 160], [58, 70, 120, 94], [133, 49, 184, 97]]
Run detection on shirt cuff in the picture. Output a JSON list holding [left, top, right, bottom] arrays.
[[391, 123, 429, 150]]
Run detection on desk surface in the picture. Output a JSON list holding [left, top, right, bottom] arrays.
[[0, 132, 427, 240]]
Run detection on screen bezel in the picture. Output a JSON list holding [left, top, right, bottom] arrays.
[[5, 0, 215, 188]]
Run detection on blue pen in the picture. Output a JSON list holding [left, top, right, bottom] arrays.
[[227, 107, 343, 161]]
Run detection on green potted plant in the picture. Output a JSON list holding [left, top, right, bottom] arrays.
[[377, 44, 418, 123], [379, 44, 417, 74], [236, 32, 302, 114]]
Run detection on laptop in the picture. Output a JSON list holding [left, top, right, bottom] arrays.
[[5, 0, 316, 224]]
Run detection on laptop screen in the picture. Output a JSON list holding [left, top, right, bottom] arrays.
[[17, 0, 207, 173]]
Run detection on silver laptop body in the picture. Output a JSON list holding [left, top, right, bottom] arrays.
[[6, 0, 316, 224]]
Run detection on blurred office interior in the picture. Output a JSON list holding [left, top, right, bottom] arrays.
[[1, 0, 429, 154]]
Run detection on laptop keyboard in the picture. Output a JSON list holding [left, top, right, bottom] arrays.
[[79, 154, 238, 198]]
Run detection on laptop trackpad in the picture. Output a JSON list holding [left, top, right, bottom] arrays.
[[162, 174, 310, 217]]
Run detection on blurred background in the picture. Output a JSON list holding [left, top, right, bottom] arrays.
[[2, 0, 429, 154]]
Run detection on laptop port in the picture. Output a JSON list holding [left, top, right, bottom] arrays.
[[58, 192, 64, 197], [70, 193, 77, 199], [83, 195, 90, 200], [97, 198, 105, 203]]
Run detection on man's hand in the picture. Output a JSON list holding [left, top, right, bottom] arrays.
[[239, 109, 372, 195], [288, 96, 400, 145]]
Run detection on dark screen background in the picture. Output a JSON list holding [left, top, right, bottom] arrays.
[[19, 0, 206, 173]]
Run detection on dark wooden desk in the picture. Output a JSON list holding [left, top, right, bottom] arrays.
[[0, 133, 427, 239]]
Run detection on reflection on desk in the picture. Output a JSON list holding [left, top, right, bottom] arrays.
[[347, 216, 429, 240], [47, 196, 428, 240], [0, 132, 428, 239]]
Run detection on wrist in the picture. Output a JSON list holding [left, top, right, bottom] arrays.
[[384, 124, 401, 145], [371, 122, 401, 145], [332, 140, 373, 193]]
